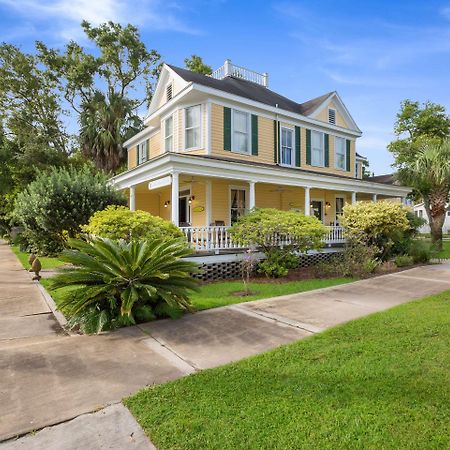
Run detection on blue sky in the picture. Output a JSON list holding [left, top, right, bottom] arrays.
[[1, 0, 450, 175]]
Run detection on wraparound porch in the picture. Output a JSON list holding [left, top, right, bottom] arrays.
[[111, 153, 411, 253]]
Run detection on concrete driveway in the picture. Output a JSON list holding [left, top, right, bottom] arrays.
[[1, 239, 449, 447]]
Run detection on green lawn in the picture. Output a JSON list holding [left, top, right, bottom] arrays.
[[191, 278, 352, 310], [125, 291, 450, 450], [436, 240, 450, 259], [11, 245, 66, 270]]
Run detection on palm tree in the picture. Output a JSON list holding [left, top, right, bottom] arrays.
[[405, 139, 450, 249], [50, 237, 200, 334], [79, 91, 141, 173]]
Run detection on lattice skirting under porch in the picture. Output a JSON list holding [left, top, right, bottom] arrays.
[[192, 251, 338, 283]]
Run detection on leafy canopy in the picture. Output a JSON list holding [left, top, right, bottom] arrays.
[[50, 237, 200, 334], [82, 205, 183, 242], [184, 55, 212, 75], [13, 167, 126, 254], [231, 208, 326, 253]]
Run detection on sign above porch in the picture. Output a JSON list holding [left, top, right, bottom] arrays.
[[148, 175, 172, 190]]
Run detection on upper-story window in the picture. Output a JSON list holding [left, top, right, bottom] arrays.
[[355, 160, 361, 178], [164, 115, 173, 152], [232, 109, 250, 153], [137, 140, 148, 164], [185, 105, 201, 149], [280, 127, 294, 166], [335, 136, 346, 170], [328, 108, 336, 125], [311, 131, 324, 167]]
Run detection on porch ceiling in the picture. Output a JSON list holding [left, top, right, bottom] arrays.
[[111, 153, 411, 198]]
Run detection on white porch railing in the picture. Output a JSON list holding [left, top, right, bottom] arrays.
[[180, 226, 346, 252]]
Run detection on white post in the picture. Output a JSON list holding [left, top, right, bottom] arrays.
[[224, 59, 232, 77], [249, 181, 256, 210], [372, 193, 378, 202], [304, 187, 311, 216], [171, 172, 179, 226], [262, 72, 269, 87], [351, 191, 357, 205], [129, 186, 136, 211], [205, 180, 212, 226]]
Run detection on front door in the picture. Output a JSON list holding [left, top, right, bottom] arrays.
[[178, 189, 190, 225], [311, 200, 323, 222]]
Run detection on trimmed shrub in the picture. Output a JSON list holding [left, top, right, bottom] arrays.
[[13, 167, 126, 255], [315, 240, 379, 278], [50, 237, 200, 334], [408, 240, 436, 263], [82, 206, 183, 242], [394, 255, 414, 267], [341, 201, 410, 260], [230, 208, 326, 278]]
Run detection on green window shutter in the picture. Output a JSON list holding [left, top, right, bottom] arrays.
[[306, 129, 311, 165], [273, 120, 278, 163], [224, 107, 231, 151], [324, 134, 329, 167], [251, 114, 258, 155], [346, 139, 351, 171], [145, 140, 149, 161], [295, 126, 301, 167], [136, 145, 139, 166]]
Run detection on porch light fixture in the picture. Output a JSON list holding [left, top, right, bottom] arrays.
[[164, 200, 171, 208], [326, 202, 331, 208], [188, 196, 195, 204]]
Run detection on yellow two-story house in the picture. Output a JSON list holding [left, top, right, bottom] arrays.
[[111, 60, 410, 252]]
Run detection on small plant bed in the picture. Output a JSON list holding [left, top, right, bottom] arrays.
[[125, 290, 450, 450], [191, 276, 353, 311]]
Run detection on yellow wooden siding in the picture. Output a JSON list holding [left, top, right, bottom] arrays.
[[313, 101, 348, 128], [128, 147, 137, 169], [211, 104, 274, 164], [149, 131, 161, 158]]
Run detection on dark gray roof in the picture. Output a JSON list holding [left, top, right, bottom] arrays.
[[355, 152, 367, 160], [168, 65, 334, 116], [366, 174, 397, 184]]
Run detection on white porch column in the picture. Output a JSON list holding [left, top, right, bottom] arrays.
[[171, 172, 179, 226], [249, 181, 256, 210], [351, 191, 357, 205], [205, 180, 212, 226], [304, 186, 311, 216], [129, 186, 136, 211], [372, 193, 378, 202]]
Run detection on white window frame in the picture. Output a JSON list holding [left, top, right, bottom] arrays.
[[335, 136, 346, 171], [311, 130, 325, 167], [231, 109, 251, 154], [310, 198, 325, 223], [184, 104, 202, 151], [163, 114, 173, 152], [280, 126, 295, 167], [355, 160, 361, 178], [137, 140, 148, 165], [228, 185, 249, 225]]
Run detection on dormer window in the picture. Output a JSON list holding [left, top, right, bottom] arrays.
[[328, 108, 336, 125], [166, 83, 173, 102]]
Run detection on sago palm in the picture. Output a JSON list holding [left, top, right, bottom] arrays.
[[407, 139, 450, 249], [50, 237, 200, 334]]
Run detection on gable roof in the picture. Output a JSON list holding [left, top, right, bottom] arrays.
[[167, 65, 343, 120], [366, 174, 397, 184]]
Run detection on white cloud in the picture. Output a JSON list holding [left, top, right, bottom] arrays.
[[0, 0, 201, 40]]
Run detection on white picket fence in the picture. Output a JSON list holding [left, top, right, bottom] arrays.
[[180, 225, 346, 252]]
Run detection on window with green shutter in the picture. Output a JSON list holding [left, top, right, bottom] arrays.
[[346, 139, 351, 171], [223, 107, 231, 151], [273, 120, 280, 163], [306, 129, 311, 165], [295, 126, 301, 167], [324, 134, 329, 167], [251, 114, 258, 155]]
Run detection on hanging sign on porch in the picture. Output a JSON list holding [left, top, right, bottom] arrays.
[[148, 175, 172, 190], [193, 206, 204, 212]]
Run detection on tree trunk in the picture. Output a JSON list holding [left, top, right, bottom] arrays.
[[427, 189, 448, 251]]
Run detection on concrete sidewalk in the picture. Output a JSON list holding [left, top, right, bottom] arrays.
[[1, 239, 450, 448]]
